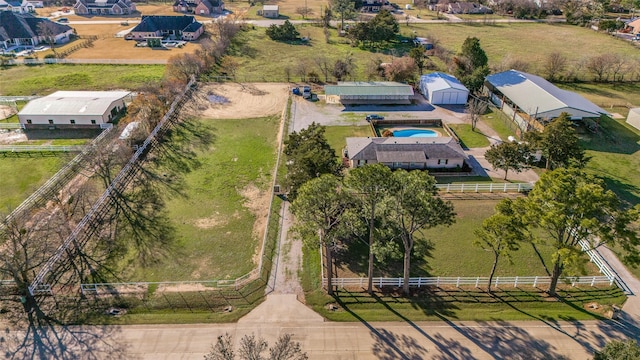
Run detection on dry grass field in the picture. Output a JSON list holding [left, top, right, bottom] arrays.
[[67, 37, 200, 60]]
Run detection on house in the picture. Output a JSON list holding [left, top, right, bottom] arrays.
[[484, 70, 607, 131], [434, 2, 492, 14], [0, 11, 73, 50], [627, 108, 640, 132], [262, 4, 278, 18], [360, 0, 388, 12], [324, 81, 414, 105], [18, 91, 130, 129], [173, 0, 224, 16], [419, 72, 469, 105], [128, 15, 203, 41], [345, 136, 466, 170], [626, 18, 640, 34], [0, 0, 34, 13], [73, 0, 136, 16]]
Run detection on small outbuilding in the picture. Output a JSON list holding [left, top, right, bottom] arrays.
[[262, 4, 279, 18], [324, 81, 414, 105], [18, 91, 130, 129], [627, 108, 640, 131], [419, 72, 469, 105]]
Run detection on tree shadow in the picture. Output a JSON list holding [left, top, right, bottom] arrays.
[[1, 294, 131, 359]]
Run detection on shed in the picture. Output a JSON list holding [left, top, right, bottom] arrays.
[[324, 81, 414, 105], [18, 91, 130, 129], [262, 4, 279, 18], [627, 108, 640, 131], [419, 72, 469, 105]]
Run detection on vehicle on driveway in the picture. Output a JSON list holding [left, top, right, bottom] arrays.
[[302, 86, 311, 99], [365, 114, 384, 121]]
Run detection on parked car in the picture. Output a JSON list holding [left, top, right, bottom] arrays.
[[302, 86, 311, 99], [292, 87, 301, 95], [365, 114, 384, 121], [57, 17, 69, 23]]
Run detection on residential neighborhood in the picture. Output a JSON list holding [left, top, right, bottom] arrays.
[[1, 0, 640, 358]]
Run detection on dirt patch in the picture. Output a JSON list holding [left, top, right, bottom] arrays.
[[193, 212, 227, 229], [0, 105, 15, 120], [239, 183, 271, 265], [0, 130, 27, 145], [199, 83, 289, 119]]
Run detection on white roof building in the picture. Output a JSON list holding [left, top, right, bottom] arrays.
[[419, 72, 469, 105], [485, 70, 606, 120], [627, 108, 640, 132], [19, 91, 130, 128]]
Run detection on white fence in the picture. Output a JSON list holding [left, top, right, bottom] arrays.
[[0, 145, 85, 152], [8, 58, 167, 65], [0, 123, 23, 129], [580, 240, 630, 294], [436, 183, 533, 193], [322, 275, 615, 289]]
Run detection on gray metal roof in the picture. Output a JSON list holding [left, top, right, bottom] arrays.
[[263, 4, 278, 10], [420, 72, 468, 93], [19, 91, 130, 116], [346, 137, 466, 162], [325, 82, 414, 97], [485, 70, 606, 119]]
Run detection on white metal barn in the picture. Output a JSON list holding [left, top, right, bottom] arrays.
[[419, 72, 469, 105], [18, 91, 130, 129], [627, 108, 640, 131]]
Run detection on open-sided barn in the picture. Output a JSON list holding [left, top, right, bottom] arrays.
[[324, 82, 414, 105]]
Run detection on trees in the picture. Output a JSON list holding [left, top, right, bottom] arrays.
[[332, 0, 356, 30], [345, 164, 394, 294], [390, 170, 455, 295], [295, 6, 314, 19], [474, 199, 525, 293], [454, 37, 489, 93], [166, 53, 205, 84], [484, 141, 531, 180], [593, 340, 640, 360], [205, 333, 308, 360], [521, 168, 639, 295], [525, 112, 586, 170], [409, 46, 426, 75], [384, 57, 417, 83], [466, 97, 488, 131], [543, 52, 568, 82], [291, 174, 349, 295], [37, 22, 59, 57], [347, 10, 399, 46], [266, 20, 300, 42], [283, 123, 342, 199]]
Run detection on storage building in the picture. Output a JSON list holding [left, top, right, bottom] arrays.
[[627, 108, 640, 132], [324, 81, 414, 105], [419, 72, 469, 105], [18, 91, 130, 129]]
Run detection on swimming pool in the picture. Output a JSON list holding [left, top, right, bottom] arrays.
[[393, 129, 438, 138]]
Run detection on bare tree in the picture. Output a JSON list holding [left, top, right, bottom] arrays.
[[283, 66, 292, 82], [466, 97, 488, 131], [204, 333, 308, 360], [543, 51, 568, 82], [384, 57, 417, 83], [295, 60, 309, 82], [586, 54, 613, 82], [166, 53, 205, 84], [495, 55, 530, 73], [314, 56, 332, 83], [609, 54, 626, 82], [295, 6, 314, 19], [37, 21, 59, 57], [220, 56, 240, 80], [205, 334, 235, 360]]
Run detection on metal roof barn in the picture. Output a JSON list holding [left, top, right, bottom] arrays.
[[419, 72, 469, 105], [485, 70, 606, 120], [324, 82, 414, 105]]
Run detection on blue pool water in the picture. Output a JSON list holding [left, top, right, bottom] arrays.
[[393, 129, 438, 138]]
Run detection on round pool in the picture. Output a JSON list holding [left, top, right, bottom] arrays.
[[392, 129, 438, 138]]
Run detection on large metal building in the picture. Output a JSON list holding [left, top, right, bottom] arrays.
[[627, 108, 640, 132], [324, 82, 414, 105], [419, 72, 469, 105], [18, 91, 130, 129], [484, 70, 606, 121]]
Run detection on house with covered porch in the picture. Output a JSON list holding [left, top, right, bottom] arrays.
[[0, 11, 73, 50]]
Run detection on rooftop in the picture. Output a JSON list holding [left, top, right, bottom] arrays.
[[20, 91, 130, 116], [325, 82, 414, 97]]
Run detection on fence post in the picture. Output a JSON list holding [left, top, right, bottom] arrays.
[[489, 183, 493, 193], [533, 276, 538, 287], [460, 184, 464, 193], [446, 184, 451, 192], [517, 183, 521, 192], [398, 278, 402, 287], [475, 184, 479, 192], [572, 278, 576, 287], [360, 277, 363, 287], [514, 276, 518, 288], [456, 277, 460, 288], [437, 276, 440, 287], [503, 183, 508, 192], [591, 276, 595, 287], [475, 277, 480, 288], [379, 278, 383, 288], [495, 277, 499, 288]]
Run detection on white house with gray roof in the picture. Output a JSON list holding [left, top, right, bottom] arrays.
[[324, 81, 414, 105], [484, 70, 607, 122], [18, 91, 130, 129], [345, 137, 466, 170]]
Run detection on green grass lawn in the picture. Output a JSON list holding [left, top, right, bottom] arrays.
[[448, 124, 490, 148], [0, 64, 165, 95], [324, 125, 372, 154], [481, 108, 518, 141], [338, 199, 600, 278], [125, 116, 280, 281], [403, 23, 638, 76], [557, 83, 640, 109], [0, 157, 65, 211], [579, 116, 640, 206]]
